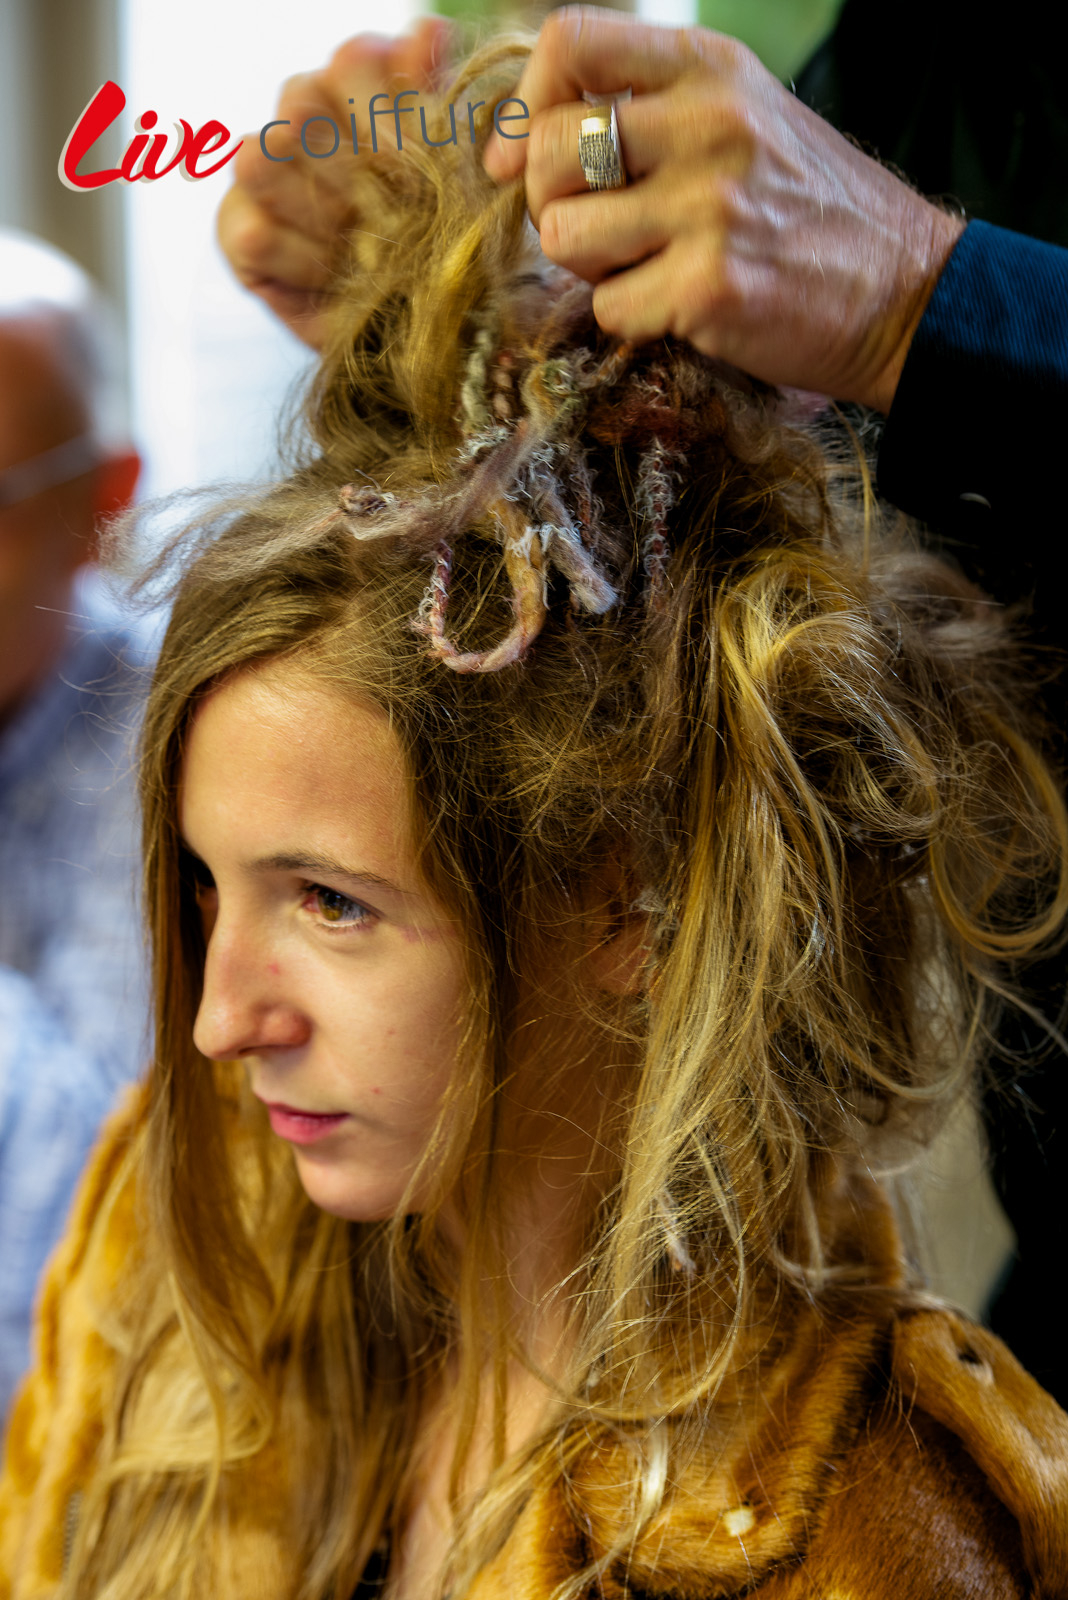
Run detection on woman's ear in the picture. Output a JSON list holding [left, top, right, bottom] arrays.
[[583, 861, 653, 996]]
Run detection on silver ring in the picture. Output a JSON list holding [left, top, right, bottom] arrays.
[[578, 105, 626, 191]]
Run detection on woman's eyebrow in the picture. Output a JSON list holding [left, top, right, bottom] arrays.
[[249, 850, 402, 893]]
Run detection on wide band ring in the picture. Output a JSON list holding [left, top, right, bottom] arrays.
[[578, 105, 626, 191]]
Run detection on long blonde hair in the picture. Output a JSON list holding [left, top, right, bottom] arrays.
[[71, 35, 1067, 1600]]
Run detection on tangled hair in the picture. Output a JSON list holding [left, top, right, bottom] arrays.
[[71, 35, 1068, 1600]]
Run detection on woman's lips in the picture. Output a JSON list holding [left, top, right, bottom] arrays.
[[264, 1103, 350, 1145]]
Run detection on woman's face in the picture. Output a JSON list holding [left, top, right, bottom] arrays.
[[179, 660, 465, 1222]]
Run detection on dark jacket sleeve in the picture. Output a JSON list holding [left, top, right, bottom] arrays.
[[877, 220, 1068, 600]]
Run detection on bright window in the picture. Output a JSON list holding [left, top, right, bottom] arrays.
[[122, 0, 417, 499]]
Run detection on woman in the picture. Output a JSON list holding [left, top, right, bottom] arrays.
[[3, 37, 1068, 1600]]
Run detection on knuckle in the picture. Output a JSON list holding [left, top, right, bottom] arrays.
[[591, 280, 628, 339], [542, 6, 583, 50], [328, 32, 381, 71], [697, 233, 734, 294], [526, 114, 556, 170], [226, 210, 277, 275], [710, 95, 759, 159], [680, 249, 738, 343], [325, 38, 357, 80], [276, 71, 325, 121], [536, 8, 570, 71], [716, 33, 748, 71], [713, 173, 747, 225], [232, 137, 264, 184], [700, 28, 756, 76], [691, 169, 732, 230], [538, 200, 574, 264], [277, 71, 311, 105], [673, 81, 759, 170], [539, 5, 596, 73], [325, 34, 388, 96]]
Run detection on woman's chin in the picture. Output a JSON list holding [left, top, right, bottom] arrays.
[[292, 1148, 410, 1223]]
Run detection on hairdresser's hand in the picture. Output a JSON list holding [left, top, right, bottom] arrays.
[[483, 6, 964, 414], [218, 18, 449, 349]]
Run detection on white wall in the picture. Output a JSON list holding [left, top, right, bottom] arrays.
[[122, 0, 418, 499]]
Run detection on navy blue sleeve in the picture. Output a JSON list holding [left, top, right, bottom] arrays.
[[877, 220, 1068, 591]]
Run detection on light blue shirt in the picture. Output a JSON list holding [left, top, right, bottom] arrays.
[[0, 573, 153, 1414]]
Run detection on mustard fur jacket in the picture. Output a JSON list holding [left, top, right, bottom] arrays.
[[2, 1090, 1068, 1600]]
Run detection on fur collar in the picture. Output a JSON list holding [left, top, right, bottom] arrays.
[[3, 1090, 1067, 1599]]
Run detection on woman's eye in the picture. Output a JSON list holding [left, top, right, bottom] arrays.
[[304, 885, 374, 930]]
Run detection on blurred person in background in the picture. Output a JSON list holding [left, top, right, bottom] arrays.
[[0, 229, 145, 1416], [220, 6, 1068, 1404]]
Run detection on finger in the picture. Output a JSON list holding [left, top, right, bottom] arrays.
[[524, 101, 645, 224], [247, 283, 334, 351], [274, 69, 346, 134], [517, 9, 699, 114], [393, 16, 453, 88], [591, 237, 748, 362], [589, 252, 678, 349], [304, 29, 451, 178], [323, 32, 396, 94], [538, 188, 669, 283], [239, 74, 353, 184], [324, 19, 448, 96], [525, 83, 758, 228], [485, 7, 704, 179], [321, 21, 449, 133], [264, 66, 399, 193], [273, 71, 366, 180], [234, 150, 356, 244], [233, 111, 362, 247], [217, 186, 336, 295], [523, 89, 727, 221]]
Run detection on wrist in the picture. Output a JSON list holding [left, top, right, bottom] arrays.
[[864, 204, 966, 415]]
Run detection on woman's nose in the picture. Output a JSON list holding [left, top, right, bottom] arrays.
[[192, 911, 309, 1060]]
